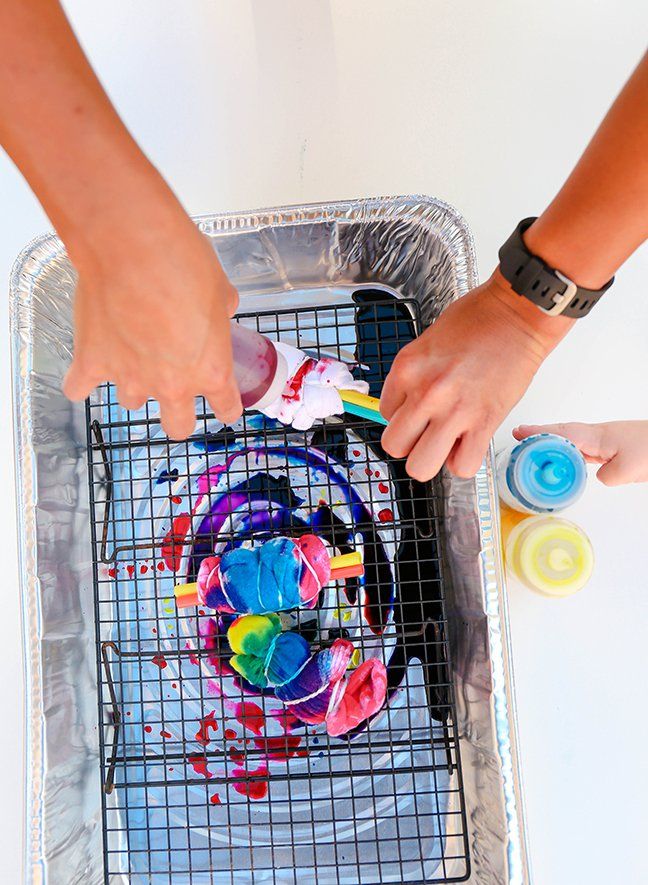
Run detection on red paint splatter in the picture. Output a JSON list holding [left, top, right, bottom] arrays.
[[364, 468, 373, 477], [144, 725, 152, 734], [171, 682, 178, 689], [107, 567, 116, 578], [160, 730, 172, 739], [195, 711, 219, 746], [229, 746, 245, 764], [151, 627, 157, 634], [352, 450, 361, 457], [210, 793, 221, 805], [253, 735, 302, 761], [282, 358, 316, 401], [140, 564, 149, 575], [378, 508, 394, 523], [171, 495, 182, 505], [232, 765, 268, 800], [234, 702, 265, 736], [378, 482, 389, 494], [126, 564, 135, 578], [157, 562, 165, 572], [152, 654, 168, 669], [161, 513, 191, 572], [224, 728, 237, 740], [198, 609, 205, 617], [189, 653, 199, 667], [188, 756, 213, 779], [126, 711, 131, 717], [169, 767, 174, 772], [374, 471, 380, 478]]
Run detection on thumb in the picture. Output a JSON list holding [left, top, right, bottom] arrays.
[[513, 422, 607, 463]]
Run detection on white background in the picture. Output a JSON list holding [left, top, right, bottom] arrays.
[[1, 2, 646, 882]]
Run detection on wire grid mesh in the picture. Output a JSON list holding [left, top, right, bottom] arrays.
[[86, 292, 471, 884]]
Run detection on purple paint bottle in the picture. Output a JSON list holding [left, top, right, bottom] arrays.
[[229, 322, 289, 409]]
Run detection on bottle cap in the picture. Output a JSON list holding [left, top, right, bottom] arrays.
[[505, 516, 594, 597], [508, 434, 587, 512]]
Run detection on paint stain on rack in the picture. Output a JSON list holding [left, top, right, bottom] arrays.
[[232, 765, 268, 800], [161, 513, 191, 571], [195, 711, 219, 746], [234, 702, 265, 735], [254, 735, 303, 761], [188, 756, 213, 779]]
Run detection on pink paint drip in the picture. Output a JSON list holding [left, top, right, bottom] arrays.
[[196, 453, 242, 498]]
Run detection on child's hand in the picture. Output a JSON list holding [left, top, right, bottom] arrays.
[[63, 207, 243, 439], [513, 421, 648, 486], [379, 271, 572, 481]]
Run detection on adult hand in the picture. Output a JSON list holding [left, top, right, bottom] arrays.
[[379, 271, 573, 481], [63, 206, 242, 439]]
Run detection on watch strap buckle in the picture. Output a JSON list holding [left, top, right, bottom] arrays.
[[545, 270, 577, 316]]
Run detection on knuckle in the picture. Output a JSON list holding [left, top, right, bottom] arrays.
[[392, 351, 417, 381]]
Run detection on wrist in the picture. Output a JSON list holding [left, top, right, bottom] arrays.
[[488, 268, 575, 354], [522, 214, 618, 291], [63, 150, 190, 276]]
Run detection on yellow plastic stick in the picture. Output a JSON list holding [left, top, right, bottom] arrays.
[[174, 582, 199, 609], [329, 551, 364, 579], [330, 551, 362, 571], [339, 389, 382, 412]]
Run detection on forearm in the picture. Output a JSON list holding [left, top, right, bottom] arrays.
[[524, 52, 648, 288], [0, 0, 181, 270]]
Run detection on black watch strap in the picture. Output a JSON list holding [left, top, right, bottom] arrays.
[[498, 217, 613, 318]]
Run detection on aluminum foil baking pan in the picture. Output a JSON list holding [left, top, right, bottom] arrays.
[[11, 195, 530, 884]]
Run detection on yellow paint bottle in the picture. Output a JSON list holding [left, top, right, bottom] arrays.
[[503, 513, 594, 597]]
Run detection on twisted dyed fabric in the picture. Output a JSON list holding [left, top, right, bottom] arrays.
[[228, 614, 387, 737], [195, 534, 330, 614]]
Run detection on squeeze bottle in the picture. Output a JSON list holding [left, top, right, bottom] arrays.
[[503, 514, 594, 597], [496, 433, 587, 514], [229, 322, 290, 409]]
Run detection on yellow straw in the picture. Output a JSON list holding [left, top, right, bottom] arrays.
[[329, 551, 362, 570], [339, 389, 382, 412]]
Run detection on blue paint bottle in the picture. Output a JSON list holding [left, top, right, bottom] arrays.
[[496, 433, 587, 514]]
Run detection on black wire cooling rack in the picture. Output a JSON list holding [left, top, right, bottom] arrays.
[[86, 292, 471, 884]]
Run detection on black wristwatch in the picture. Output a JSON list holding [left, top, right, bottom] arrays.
[[498, 217, 613, 318]]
